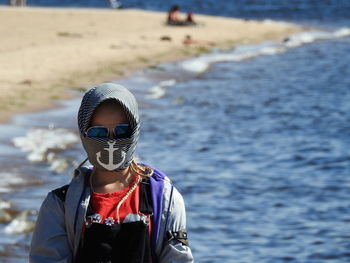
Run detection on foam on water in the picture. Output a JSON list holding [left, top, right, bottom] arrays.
[[147, 79, 176, 99], [12, 126, 79, 173], [0, 200, 12, 223], [334, 27, 350, 37], [0, 172, 27, 193], [285, 28, 350, 47], [3, 211, 35, 235], [0, 200, 11, 210], [12, 127, 79, 162], [181, 42, 287, 73], [46, 152, 70, 173], [181, 28, 350, 74]]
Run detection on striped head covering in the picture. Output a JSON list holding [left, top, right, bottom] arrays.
[[78, 83, 140, 171]]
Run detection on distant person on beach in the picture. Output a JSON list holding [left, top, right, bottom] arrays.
[[8, 0, 26, 6], [167, 5, 196, 26], [29, 83, 194, 263], [109, 0, 122, 9]]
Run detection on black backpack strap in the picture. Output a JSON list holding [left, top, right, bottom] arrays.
[[52, 184, 69, 202], [53, 169, 91, 202], [139, 177, 153, 215]]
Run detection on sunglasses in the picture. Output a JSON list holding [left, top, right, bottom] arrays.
[[85, 124, 132, 139]]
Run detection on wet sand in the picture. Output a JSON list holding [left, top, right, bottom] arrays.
[[0, 7, 303, 122]]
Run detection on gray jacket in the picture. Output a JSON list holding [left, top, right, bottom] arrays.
[[29, 167, 194, 263]]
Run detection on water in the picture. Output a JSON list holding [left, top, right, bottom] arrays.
[[1, 0, 350, 26], [152, 38, 350, 262], [0, 1, 350, 262]]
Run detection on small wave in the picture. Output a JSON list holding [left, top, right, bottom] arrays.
[[47, 152, 70, 173], [0, 210, 12, 224], [4, 211, 35, 235], [147, 79, 176, 99], [284, 28, 350, 47], [0, 172, 27, 193], [181, 27, 350, 74], [0, 199, 12, 223], [333, 27, 350, 37], [0, 199, 11, 210], [12, 126, 79, 173], [181, 42, 286, 73], [13, 127, 79, 162]]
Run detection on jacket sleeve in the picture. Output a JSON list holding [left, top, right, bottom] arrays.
[[29, 192, 73, 263], [157, 185, 194, 263]]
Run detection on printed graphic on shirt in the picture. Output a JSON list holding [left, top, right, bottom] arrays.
[[105, 217, 115, 226]]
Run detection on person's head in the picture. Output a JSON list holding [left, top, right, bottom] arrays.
[[90, 99, 129, 134], [78, 83, 139, 172], [169, 5, 180, 13], [186, 12, 194, 22]]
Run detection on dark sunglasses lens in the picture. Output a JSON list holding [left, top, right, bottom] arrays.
[[114, 124, 131, 138], [86, 127, 109, 138]]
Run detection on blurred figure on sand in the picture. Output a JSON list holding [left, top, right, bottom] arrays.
[[167, 5, 196, 26], [109, 0, 122, 9], [8, 0, 26, 6]]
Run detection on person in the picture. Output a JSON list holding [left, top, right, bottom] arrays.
[[8, 0, 26, 6], [109, 0, 122, 9], [29, 83, 194, 263], [167, 5, 196, 26]]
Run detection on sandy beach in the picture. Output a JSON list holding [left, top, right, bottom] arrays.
[[0, 7, 303, 122]]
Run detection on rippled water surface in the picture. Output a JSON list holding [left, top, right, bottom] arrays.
[[135, 37, 350, 262], [1, 32, 350, 263], [0, 1, 350, 262]]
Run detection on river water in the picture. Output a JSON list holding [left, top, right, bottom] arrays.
[[0, 1, 350, 262]]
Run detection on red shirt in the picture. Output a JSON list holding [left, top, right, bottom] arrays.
[[87, 176, 152, 233]]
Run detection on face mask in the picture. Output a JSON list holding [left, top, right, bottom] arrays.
[[78, 83, 140, 171], [80, 136, 138, 171]]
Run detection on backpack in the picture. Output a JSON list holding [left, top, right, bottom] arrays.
[[52, 167, 173, 262]]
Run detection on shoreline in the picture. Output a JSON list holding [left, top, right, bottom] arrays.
[[0, 7, 304, 123]]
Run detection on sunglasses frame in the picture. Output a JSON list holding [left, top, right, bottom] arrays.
[[85, 124, 132, 139]]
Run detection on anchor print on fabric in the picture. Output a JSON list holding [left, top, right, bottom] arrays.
[[96, 141, 126, 170]]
